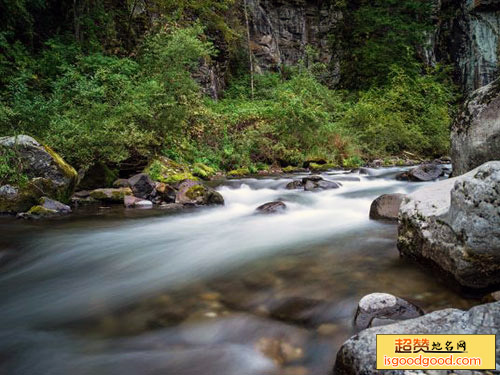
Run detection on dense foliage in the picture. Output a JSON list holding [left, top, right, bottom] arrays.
[[0, 0, 455, 178]]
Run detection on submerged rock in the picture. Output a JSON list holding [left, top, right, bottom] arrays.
[[353, 293, 424, 331], [0, 135, 77, 213], [398, 161, 500, 290], [256, 201, 287, 214], [175, 180, 224, 206], [451, 78, 500, 176], [124, 195, 153, 209], [334, 301, 500, 375], [369, 194, 405, 221]]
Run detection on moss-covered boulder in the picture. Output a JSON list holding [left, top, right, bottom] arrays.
[[90, 187, 132, 202], [227, 168, 251, 178], [0, 135, 78, 214], [144, 157, 198, 184], [175, 180, 224, 206], [17, 196, 72, 219]]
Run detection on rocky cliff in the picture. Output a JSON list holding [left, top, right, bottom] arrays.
[[243, 0, 499, 92], [432, 0, 500, 91]]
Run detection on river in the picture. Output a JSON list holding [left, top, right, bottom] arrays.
[[0, 167, 479, 375]]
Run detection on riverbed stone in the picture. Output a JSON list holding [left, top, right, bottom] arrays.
[[0, 135, 77, 213], [451, 78, 500, 176], [256, 201, 287, 214], [18, 196, 72, 219], [369, 194, 405, 221], [334, 301, 500, 375], [353, 293, 424, 330], [398, 161, 500, 289], [175, 180, 224, 206], [286, 180, 304, 190]]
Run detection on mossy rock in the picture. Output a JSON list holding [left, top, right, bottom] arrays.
[[90, 187, 132, 202], [78, 162, 119, 190], [282, 166, 307, 173], [27, 205, 58, 217], [175, 180, 224, 206], [227, 168, 251, 178], [0, 135, 78, 213], [309, 162, 337, 172], [144, 157, 198, 184]]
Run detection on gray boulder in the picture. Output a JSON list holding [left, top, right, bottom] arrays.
[[398, 161, 500, 289], [451, 78, 500, 176], [369, 194, 405, 221], [90, 187, 132, 202], [396, 164, 443, 182], [285, 180, 303, 190], [354, 293, 424, 331], [334, 301, 500, 375], [0, 135, 77, 213], [175, 180, 224, 206]]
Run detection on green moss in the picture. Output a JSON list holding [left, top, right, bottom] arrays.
[[342, 156, 363, 169], [145, 157, 199, 184], [192, 163, 215, 179], [185, 184, 206, 200], [27, 205, 57, 216], [90, 188, 132, 201], [309, 162, 337, 172], [227, 168, 251, 177]]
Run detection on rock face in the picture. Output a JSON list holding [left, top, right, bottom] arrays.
[[451, 78, 500, 176], [353, 293, 424, 331], [247, 0, 342, 84], [334, 301, 500, 375], [0, 135, 77, 213], [369, 194, 405, 221], [256, 201, 287, 214], [398, 161, 500, 289], [429, 0, 500, 92], [175, 180, 224, 206]]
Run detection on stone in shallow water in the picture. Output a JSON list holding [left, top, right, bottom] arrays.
[[354, 293, 424, 331]]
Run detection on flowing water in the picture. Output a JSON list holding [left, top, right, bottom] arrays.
[[0, 167, 479, 375]]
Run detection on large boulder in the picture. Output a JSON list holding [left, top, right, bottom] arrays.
[[0, 135, 77, 213], [175, 180, 224, 206], [398, 161, 500, 290], [451, 78, 500, 176], [369, 194, 405, 221], [334, 301, 500, 375]]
